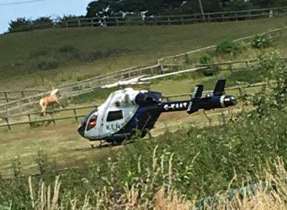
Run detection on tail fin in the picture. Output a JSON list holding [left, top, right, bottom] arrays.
[[213, 80, 226, 96], [192, 85, 203, 99], [187, 85, 203, 114]]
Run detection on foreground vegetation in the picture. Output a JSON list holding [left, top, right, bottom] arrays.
[[1, 95, 287, 209], [0, 52, 287, 209]]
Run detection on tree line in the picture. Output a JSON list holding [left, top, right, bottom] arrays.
[[86, 0, 287, 17], [8, 0, 287, 33]]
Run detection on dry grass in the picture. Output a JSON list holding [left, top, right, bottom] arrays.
[[23, 156, 287, 210]]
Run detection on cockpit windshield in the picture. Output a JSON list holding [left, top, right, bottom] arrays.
[[87, 113, 98, 131]]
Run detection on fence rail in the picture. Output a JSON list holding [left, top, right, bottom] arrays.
[[7, 7, 287, 33], [0, 104, 97, 130], [60, 7, 287, 28], [0, 89, 46, 104], [158, 26, 286, 64]]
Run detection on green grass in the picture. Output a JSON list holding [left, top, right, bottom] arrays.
[[1, 105, 287, 209], [0, 17, 286, 89]]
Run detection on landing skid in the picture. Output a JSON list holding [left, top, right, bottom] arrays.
[[89, 139, 135, 149]]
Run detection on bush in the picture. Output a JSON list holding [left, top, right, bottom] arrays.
[[215, 40, 241, 56], [33, 56, 59, 71], [199, 53, 219, 76], [199, 54, 212, 65], [58, 45, 80, 58], [8, 18, 32, 33], [251, 34, 272, 49], [252, 51, 287, 114], [32, 17, 54, 30], [8, 17, 54, 33]]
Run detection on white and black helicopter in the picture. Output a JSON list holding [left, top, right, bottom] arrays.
[[78, 75, 237, 145]]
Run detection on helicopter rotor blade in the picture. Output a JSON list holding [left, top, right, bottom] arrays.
[[101, 75, 150, 89]]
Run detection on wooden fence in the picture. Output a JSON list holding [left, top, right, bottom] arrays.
[[158, 26, 286, 64], [0, 89, 46, 104], [0, 57, 280, 117], [0, 81, 268, 131], [0, 104, 97, 130], [8, 7, 287, 33], [60, 7, 287, 28], [1, 26, 286, 117]]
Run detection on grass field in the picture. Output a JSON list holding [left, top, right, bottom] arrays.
[[1, 16, 287, 209], [0, 103, 242, 177], [1, 17, 286, 177], [0, 17, 286, 90]]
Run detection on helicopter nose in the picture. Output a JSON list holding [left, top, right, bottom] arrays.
[[77, 120, 86, 138]]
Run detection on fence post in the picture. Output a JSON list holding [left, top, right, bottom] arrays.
[[220, 112, 226, 126], [77, 19, 81, 27], [245, 60, 250, 69], [21, 91, 25, 98], [229, 63, 233, 72], [202, 110, 212, 127], [180, 17, 184, 24], [73, 109, 79, 123], [4, 92, 8, 103], [160, 63, 164, 74], [4, 117, 11, 130], [27, 114, 32, 128], [50, 113, 56, 125]]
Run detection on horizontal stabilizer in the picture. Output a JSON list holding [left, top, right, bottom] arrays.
[[213, 80, 226, 96]]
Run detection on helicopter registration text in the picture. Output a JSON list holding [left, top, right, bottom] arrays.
[[163, 102, 189, 111]]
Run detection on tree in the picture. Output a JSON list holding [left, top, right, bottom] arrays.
[[32, 17, 54, 29], [8, 18, 32, 33], [86, 0, 287, 18], [223, 0, 253, 11]]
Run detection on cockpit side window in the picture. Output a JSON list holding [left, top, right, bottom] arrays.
[[107, 110, 123, 122]]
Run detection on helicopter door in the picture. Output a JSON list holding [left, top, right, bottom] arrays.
[[106, 110, 124, 132], [107, 110, 123, 122]]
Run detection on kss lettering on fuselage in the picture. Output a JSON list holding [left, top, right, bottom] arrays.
[[163, 102, 188, 111]]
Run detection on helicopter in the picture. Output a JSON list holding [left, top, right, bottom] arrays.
[[78, 78, 237, 145]]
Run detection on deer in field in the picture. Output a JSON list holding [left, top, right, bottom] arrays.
[[39, 89, 62, 116]]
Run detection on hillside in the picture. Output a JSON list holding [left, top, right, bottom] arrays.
[[0, 17, 286, 90], [1, 16, 287, 209]]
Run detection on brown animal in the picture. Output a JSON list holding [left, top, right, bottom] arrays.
[[39, 89, 62, 116]]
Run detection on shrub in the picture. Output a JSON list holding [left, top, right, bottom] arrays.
[[32, 17, 54, 30], [33, 56, 59, 71], [199, 53, 219, 76], [199, 54, 212, 65], [215, 40, 241, 56], [8, 18, 32, 33], [58, 45, 80, 59], [251, 34, 272, 49], [8, 17, 54, 33]]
